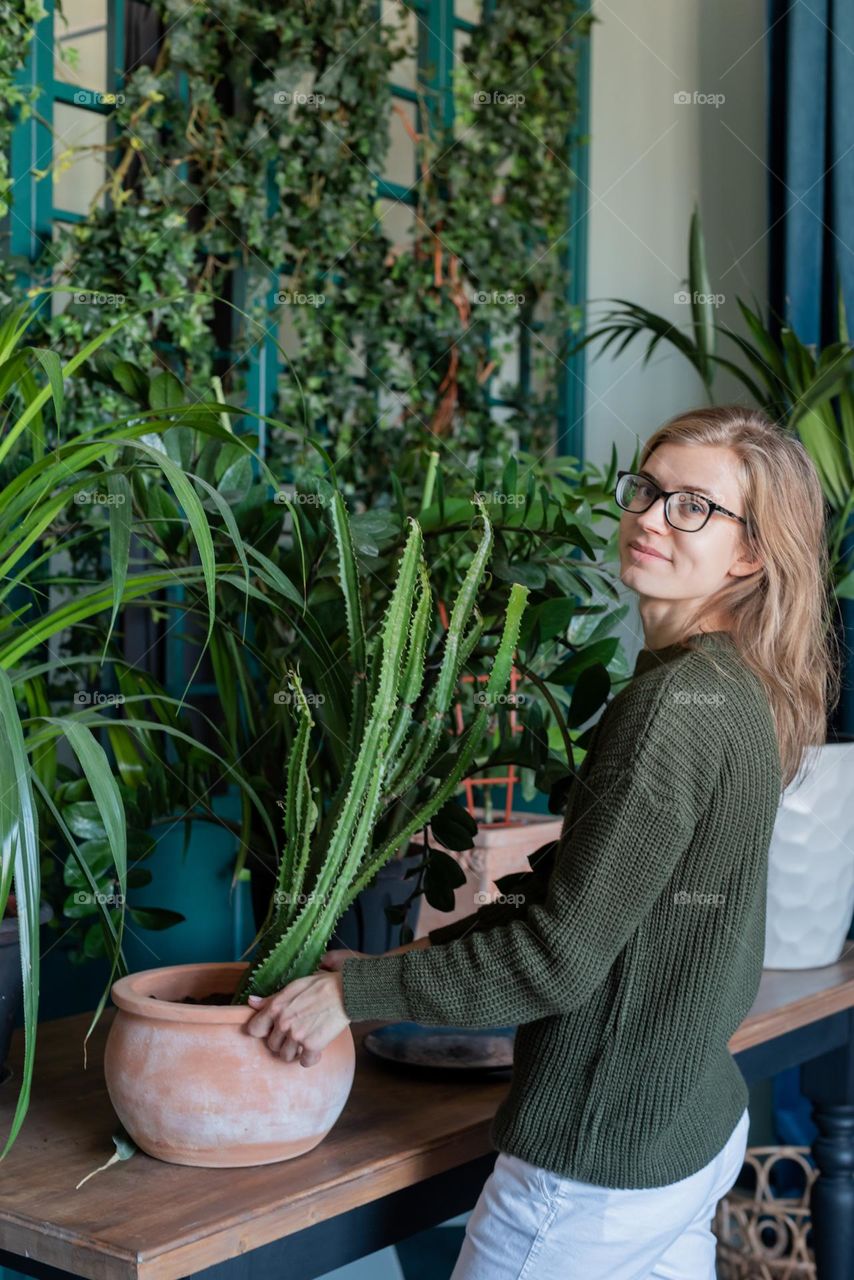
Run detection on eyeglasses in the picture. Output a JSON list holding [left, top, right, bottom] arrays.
[[614, 471, 749, 533]]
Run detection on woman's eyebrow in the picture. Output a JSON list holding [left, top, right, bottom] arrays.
[[639, 469, 718, 501]]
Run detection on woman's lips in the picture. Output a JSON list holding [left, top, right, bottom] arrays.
[[628, 541, 669, 562]]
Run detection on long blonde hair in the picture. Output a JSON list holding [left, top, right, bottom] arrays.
[[637, 404, 840, 791]]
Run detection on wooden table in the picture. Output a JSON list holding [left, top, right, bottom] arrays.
[[1, 955, 853, 1280]]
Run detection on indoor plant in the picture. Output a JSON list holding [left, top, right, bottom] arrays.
[[0, 297, 272, 1157], [102, 491, 529, 1167]]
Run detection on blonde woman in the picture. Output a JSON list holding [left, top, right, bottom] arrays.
[[247, 405, 839, 1280]]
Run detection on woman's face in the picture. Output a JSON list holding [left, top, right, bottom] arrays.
[[618, 442, 760, 619]]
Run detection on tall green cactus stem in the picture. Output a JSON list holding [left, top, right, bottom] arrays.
[[329, 488, 368, 763], [385, 562, 431, 765], [381, 604, 483, 806], [272, 669, 318, 931], [230, 495, 529, 1002], [343, 582, 529, 908], [379, 497, 493, 806], [235, 518, 425, 997]]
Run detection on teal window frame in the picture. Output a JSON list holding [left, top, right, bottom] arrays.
[[9, 0, 125, 280]]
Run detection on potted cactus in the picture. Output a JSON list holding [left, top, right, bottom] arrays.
[[103, 490, 528, 1167]]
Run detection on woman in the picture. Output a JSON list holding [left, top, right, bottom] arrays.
[[247, 405, 839, 1279]]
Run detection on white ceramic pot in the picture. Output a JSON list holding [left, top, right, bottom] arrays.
[[764, 743, 854, 969]]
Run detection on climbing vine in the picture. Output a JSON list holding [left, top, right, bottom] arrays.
[[12, 0, 593, 496]]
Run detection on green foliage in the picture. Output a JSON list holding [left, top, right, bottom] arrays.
[[0, 299, 275, 1158], [13, 0, 592, 496]]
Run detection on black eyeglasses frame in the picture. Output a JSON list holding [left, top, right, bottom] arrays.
[[615, 470, 749, 532]]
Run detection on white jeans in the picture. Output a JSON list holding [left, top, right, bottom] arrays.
[[450, 1108, 749, 1280]]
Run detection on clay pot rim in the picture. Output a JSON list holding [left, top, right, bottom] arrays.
[[110, 961, 256, 1023]]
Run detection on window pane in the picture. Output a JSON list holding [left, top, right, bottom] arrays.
[[383, 98, 417, 189], [455, 0, 483, 22], [52, 102, 108, 216], [54, 0, 109, 94], [377, 197, 415, 252]]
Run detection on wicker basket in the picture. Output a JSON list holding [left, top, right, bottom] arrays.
[[714, 1146, 817, 1279]]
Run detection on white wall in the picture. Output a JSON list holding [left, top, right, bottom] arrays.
[[581, 0, 769, 663], [583, 0, 769, 472]]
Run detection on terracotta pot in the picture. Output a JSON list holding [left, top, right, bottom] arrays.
[[104, 961, 355, 1168]]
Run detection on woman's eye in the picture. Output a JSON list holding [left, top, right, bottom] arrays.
[[676, 494, 707, 515]]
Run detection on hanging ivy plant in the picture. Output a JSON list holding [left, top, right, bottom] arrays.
[[13, 0, 592, 499]]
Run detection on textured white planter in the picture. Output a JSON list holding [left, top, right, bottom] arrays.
[[764, 743, 854, 969]]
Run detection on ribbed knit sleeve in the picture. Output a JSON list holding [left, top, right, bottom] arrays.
[[341, 658, 724, 1027]]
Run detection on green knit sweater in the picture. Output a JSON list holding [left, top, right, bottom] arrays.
[[341, 630, 783, 1189]]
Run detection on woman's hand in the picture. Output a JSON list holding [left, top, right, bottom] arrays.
[[246, 969, 351, 1068]]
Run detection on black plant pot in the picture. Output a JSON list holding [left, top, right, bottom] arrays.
[[1, 902, 53, 1080], [249, 848, 422, 957]]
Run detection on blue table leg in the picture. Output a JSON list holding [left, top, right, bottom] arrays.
[[801, 1008, 854, 1279]]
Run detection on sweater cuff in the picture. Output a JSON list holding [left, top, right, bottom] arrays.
[[341, 953, 412, 1022]]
